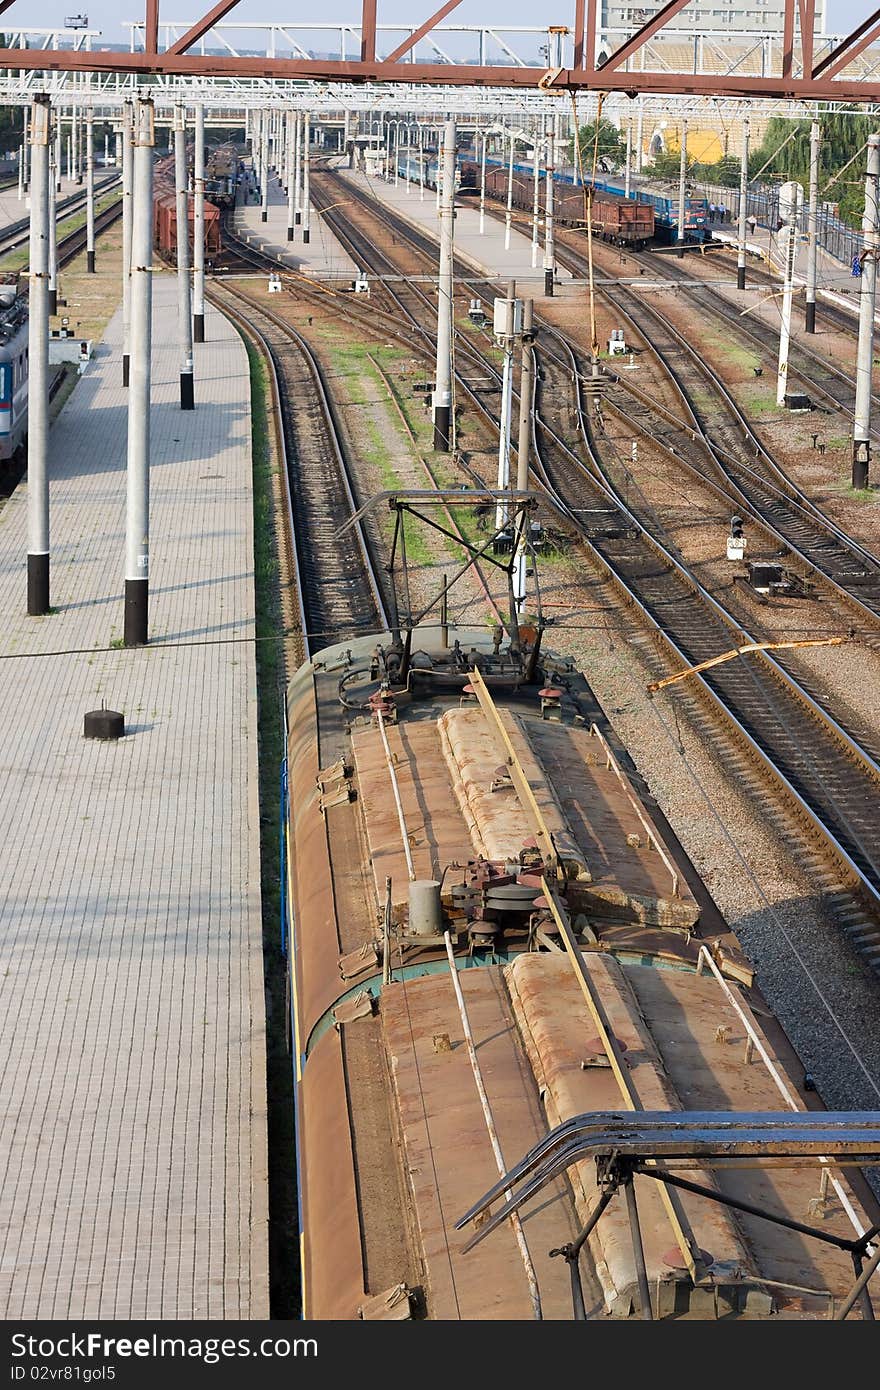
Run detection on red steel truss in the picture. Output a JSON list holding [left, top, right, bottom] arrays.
[[4, 0, 880, 101]]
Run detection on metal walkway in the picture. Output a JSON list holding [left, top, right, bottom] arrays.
[[0, 275, 269, 1318]]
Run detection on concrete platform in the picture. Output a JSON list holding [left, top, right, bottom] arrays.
[[233, 170, 358, 280], [338, 162, 575, 289], [0, 274, 269, 1318]]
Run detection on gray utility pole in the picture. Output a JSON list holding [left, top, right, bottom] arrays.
[[495, 281, 519, 533], [737, 117, 749, 290], [514, 299, 535, 612], [286, 109, 295, 240], [193, 102, 205, 343], [55, 117, 61, 192], [853, 132, 880, 491], [676, 119, 688, 258], [531, 126, 540, 268], [122, 98, 133, 386], [302, 112, 311, 244], [432, 117, 456, 452], [806, 119, 820, 333], [625, 119, 632, 199], [27, 94, 51, 617], [478, 127, 486, 230], [504, 130, 514, 251], [48, 147, 57, 317], [174, 104, 194, 410], [260, 109, 269, 223], [86, 108, 95, 272], [293, 109, 302, 226], [124, 96, 155, 648], [543, 114, 556, 297], [776, 180, 803, 408]]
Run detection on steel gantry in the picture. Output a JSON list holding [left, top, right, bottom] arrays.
[[2, 4, 880, 103]]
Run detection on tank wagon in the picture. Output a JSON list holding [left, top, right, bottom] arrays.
[[0, 280, 28, 465], [285, 619, 880, 1321]]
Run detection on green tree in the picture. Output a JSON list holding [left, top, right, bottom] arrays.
[[749, 108, 871, 229], [575, 117, 626, 173]]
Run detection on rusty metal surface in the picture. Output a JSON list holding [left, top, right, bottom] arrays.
[[508, 952, 754, 1314], [287, 668, 346, 1042], [506, 953, 878, 1315], [527, 720, 698, 928], [627, 965, 878, 1310], [300, 1027, 367, 1320], [351, 718, 473, 917], [381, 966, 582, 1319]]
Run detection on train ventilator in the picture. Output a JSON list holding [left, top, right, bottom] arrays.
[[727, 514, 746, 561]]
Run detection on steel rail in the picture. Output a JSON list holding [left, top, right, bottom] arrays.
[[210, 277, 388, 653]]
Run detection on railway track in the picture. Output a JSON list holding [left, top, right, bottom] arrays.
[[0, 173, 122, 260], [233, 171, 880, 973], [209, 278, 388, 657]]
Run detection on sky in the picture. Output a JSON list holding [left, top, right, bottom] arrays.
[[36, 2, 880, 48]]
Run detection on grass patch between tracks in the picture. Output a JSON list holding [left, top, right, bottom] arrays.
[[243, 333, 300, 1319]]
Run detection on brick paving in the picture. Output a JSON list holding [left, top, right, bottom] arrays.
[[0, 273, 269, 1318]]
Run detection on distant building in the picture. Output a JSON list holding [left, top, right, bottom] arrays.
[[601, 2, 827, 40]]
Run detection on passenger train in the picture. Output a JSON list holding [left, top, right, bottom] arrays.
[[0, 282, 29, 466]]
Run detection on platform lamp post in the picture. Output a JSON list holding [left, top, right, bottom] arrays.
[[514, 299, 535, 613], [853, 133, 880, 491], [776, 178, 803, 409], [805, 119, 820, 333], [193, 102, 206, 343], [543, 114, 557, 296], [174, 103, 194, 410], [494, 281, 521, 535], [302, 111, 311, 245], [121, 98, 133, 386], [293, 109, 302, 227], [124, 96, 155, 649], [27, 93, 51, 618], [85, 107, 95, 272], [676, 118, 688, 258], [432, 117, 456, 452], [736, 117, 749, 290], [531, 120, 541, 267]]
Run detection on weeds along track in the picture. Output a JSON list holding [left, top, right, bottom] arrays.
[[209, 278, 388, 657]]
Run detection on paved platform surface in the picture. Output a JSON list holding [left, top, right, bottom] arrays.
[[339, 162, 575, 289], [0, 274, 269, 1318], [233, 170, 358, 280]]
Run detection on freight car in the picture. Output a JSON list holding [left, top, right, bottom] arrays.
[[478, 160, 654, 248], [457, 147, 708, 245], [0, 282, 29, 464], [153, 188, 222, 261], [284, 614, 880, 1321]]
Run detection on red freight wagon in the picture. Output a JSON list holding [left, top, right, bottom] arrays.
[[153, 190, 222, 259]]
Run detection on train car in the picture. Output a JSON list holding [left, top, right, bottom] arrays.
[[458, 149, 705, 245], [0, 283, 29, 464], [284, 616, 880, 1321], [476, 161, 654, 248], [205, 143, 241, 208], [153, 188, 222, 261]]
